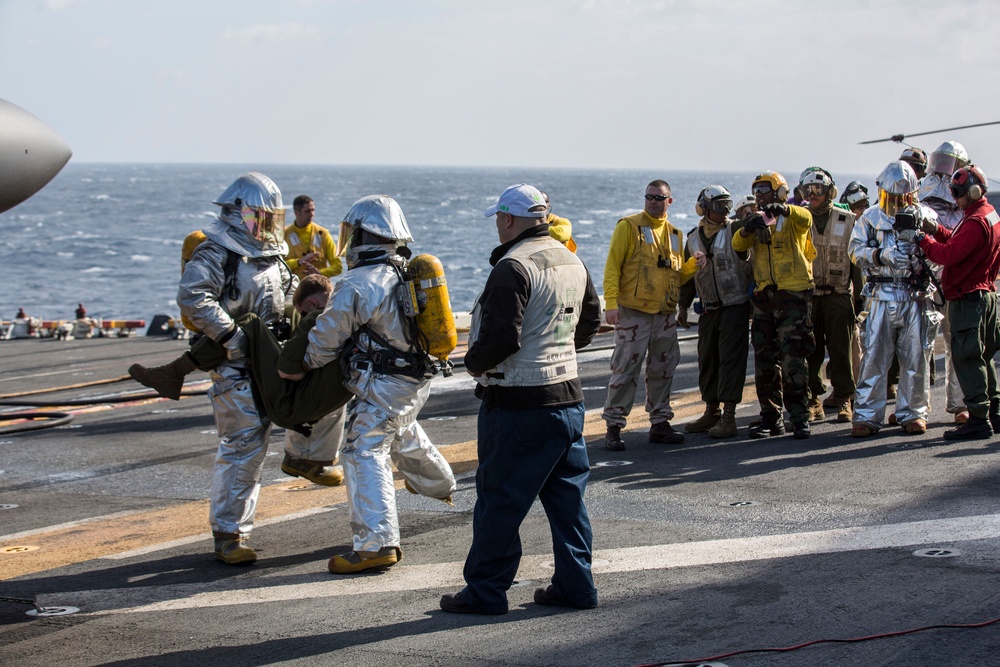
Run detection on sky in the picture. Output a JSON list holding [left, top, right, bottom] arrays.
[[2, 0, 1000, 179]]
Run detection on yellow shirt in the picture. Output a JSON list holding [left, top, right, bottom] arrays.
[[603, 211, 696, 314], [284, 222, 343, 279], [731, 205, 814, 292]]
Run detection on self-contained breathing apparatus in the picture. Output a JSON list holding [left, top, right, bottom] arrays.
[[863, 207, 941, 302], [341, 253, 458, 380]]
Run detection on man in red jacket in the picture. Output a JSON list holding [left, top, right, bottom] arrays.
[[917, 165, 1000, 439]]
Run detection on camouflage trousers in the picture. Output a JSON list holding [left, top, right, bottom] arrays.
[[602, 305, 679, 428], [751, 289, 815, 425]]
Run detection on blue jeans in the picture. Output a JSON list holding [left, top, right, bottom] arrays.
[[460, 401, 597, 612]]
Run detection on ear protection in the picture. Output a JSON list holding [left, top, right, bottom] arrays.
[[695, 188, 707, 217]]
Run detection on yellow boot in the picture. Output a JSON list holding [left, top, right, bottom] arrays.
[[328, 546, 402, 574], [213, 532, 257, 565]]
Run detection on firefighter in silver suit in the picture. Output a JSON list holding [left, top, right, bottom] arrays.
[[302, 195, 456, 574], [177, 172, 296, 564], [849, 161, 939, 437]]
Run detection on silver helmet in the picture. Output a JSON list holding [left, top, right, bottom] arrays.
[[876, 160, 918, 216], [927, 141, 970, 177], [213, 172, 285, 245], [340, 194, 413, 244]]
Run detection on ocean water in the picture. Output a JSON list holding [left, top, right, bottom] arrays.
[[0, 163, 871, 327]]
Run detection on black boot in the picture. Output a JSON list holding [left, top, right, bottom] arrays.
[[748, 416, 785, 439], [128, 353, 198, 400], [943, 416, 993, 440]]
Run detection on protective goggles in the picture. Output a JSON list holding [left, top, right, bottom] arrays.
[[803, 184, 829, 197], [240, 205, 285, 245], [706, 198, 733, 214], [752, 183, 774, 196]]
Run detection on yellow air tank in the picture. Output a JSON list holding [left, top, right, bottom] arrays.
[[180, 230, 208, 332], [408, 254, 457, 366]]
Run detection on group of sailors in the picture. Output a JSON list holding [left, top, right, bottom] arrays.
[[600, 140, 1000, 452]]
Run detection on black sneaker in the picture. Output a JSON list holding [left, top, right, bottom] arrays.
[[943, 416, 993, 440], [748, 418, 785, 439], [649, 421, 685, 444], [793, 421, 811, 439]]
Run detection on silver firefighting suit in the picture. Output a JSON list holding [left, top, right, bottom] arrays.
[[848, 204, 939, 428], [284, 408, 346, 463], [178, 214, 296, 536], [304, 244, 455, 552], [919, 173, 965, 415]]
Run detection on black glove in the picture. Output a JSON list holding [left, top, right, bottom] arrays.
[[762, 202, 790, 218], [743, 214, 766, 233]]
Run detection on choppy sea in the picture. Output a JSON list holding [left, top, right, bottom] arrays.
[[0, 163, 871, 328]]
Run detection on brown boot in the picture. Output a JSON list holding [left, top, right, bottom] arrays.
[[213, 532, 257, 565], [281, 454, 344, 487], [807, 396, 825, 422], [128, 353, 198, 400], [836, 399, 853, 423], [709, 402, 738, 438], [685, 402, 721, 433], [605, 425, 626, 451]]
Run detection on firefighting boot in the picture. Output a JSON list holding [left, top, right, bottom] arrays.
[[328, 546, 402, 574], [213, 532, 257, 565], [709, 402, 738, 438], [128, 353, 198, 400], [404, 479, 454, 506], [685, 402, 721, 433], [281, 454, 344, 487]]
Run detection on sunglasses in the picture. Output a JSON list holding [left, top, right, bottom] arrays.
[[645, 194, 670, 202]]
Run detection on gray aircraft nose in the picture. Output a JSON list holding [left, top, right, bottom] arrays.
[[0, 98, 72, 214]]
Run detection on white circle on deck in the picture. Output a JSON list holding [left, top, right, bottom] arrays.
[[151, 409, 178, 414], [426, 416, 458, 421], [593, 460, 633, 467], [582, 386, 606, 391], [0, 440, 14, 445], [200, 430, 217, 435], [0, 504, 18, 510], [27, 606, 80, 617], [56, 425, 82, 429], [913, 548, 961, 558]]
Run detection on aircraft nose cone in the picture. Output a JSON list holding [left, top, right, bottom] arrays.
[[0, 98, 72, 214]]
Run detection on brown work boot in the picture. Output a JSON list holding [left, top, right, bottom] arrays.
[[709, 402, 738, 438], [807, 396, 825, 422], [281, 454, 344, 487], [649, 421, 685, 444], [836, 399, 853, 423], [903, 418, 927, 435], [851, 423, 877, 438], [213, 532, 257, 565], [605, 425, 625, 451], [955, 411, 970, 425], [685, 403, 721, 433], [328, 546, 402, 574], [128, 353, 198, 400]]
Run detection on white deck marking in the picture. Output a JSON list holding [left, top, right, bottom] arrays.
[[51, 512, 1000, 616]]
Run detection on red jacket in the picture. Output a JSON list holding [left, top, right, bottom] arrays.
[[918, 198, 1000, 301]]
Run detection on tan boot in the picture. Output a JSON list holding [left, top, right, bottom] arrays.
[[685, 402, 721, 433], [328, 546, 402, 574], [281, 454, 344, 487], [808, 396, 825, 422], [213, 532, 257, 565], [709, 402, 738, 438], [837, 399, 853, 423], [128, 353, 198, 400], [404, 479, 454, 506]]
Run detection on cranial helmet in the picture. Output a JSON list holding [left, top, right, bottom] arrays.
[[213, 172, 285, 246], [950, 165, 989, 201], [733, 194, 757, 217], [876, 160, 918, 216], [927, 141, 970, 177], [899, 147, 928, 178], [752, 171, 790, 202], [696, 184, 733, 217], [840, 180, 870, 206], [340, 194, 413, 247], [799, 168, 837, 200]]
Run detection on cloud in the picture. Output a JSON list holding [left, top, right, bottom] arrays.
[[221, 22, 320, 41]]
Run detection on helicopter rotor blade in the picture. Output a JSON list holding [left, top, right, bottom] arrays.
[[859, 120, 1000, 145]]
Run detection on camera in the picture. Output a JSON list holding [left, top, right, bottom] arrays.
[[893, 210, 918, 233]]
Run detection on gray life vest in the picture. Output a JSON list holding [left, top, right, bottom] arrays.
[[469, 235, 587, 387], [686, 224, 751, 310], [810, 208, 855, 295]]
